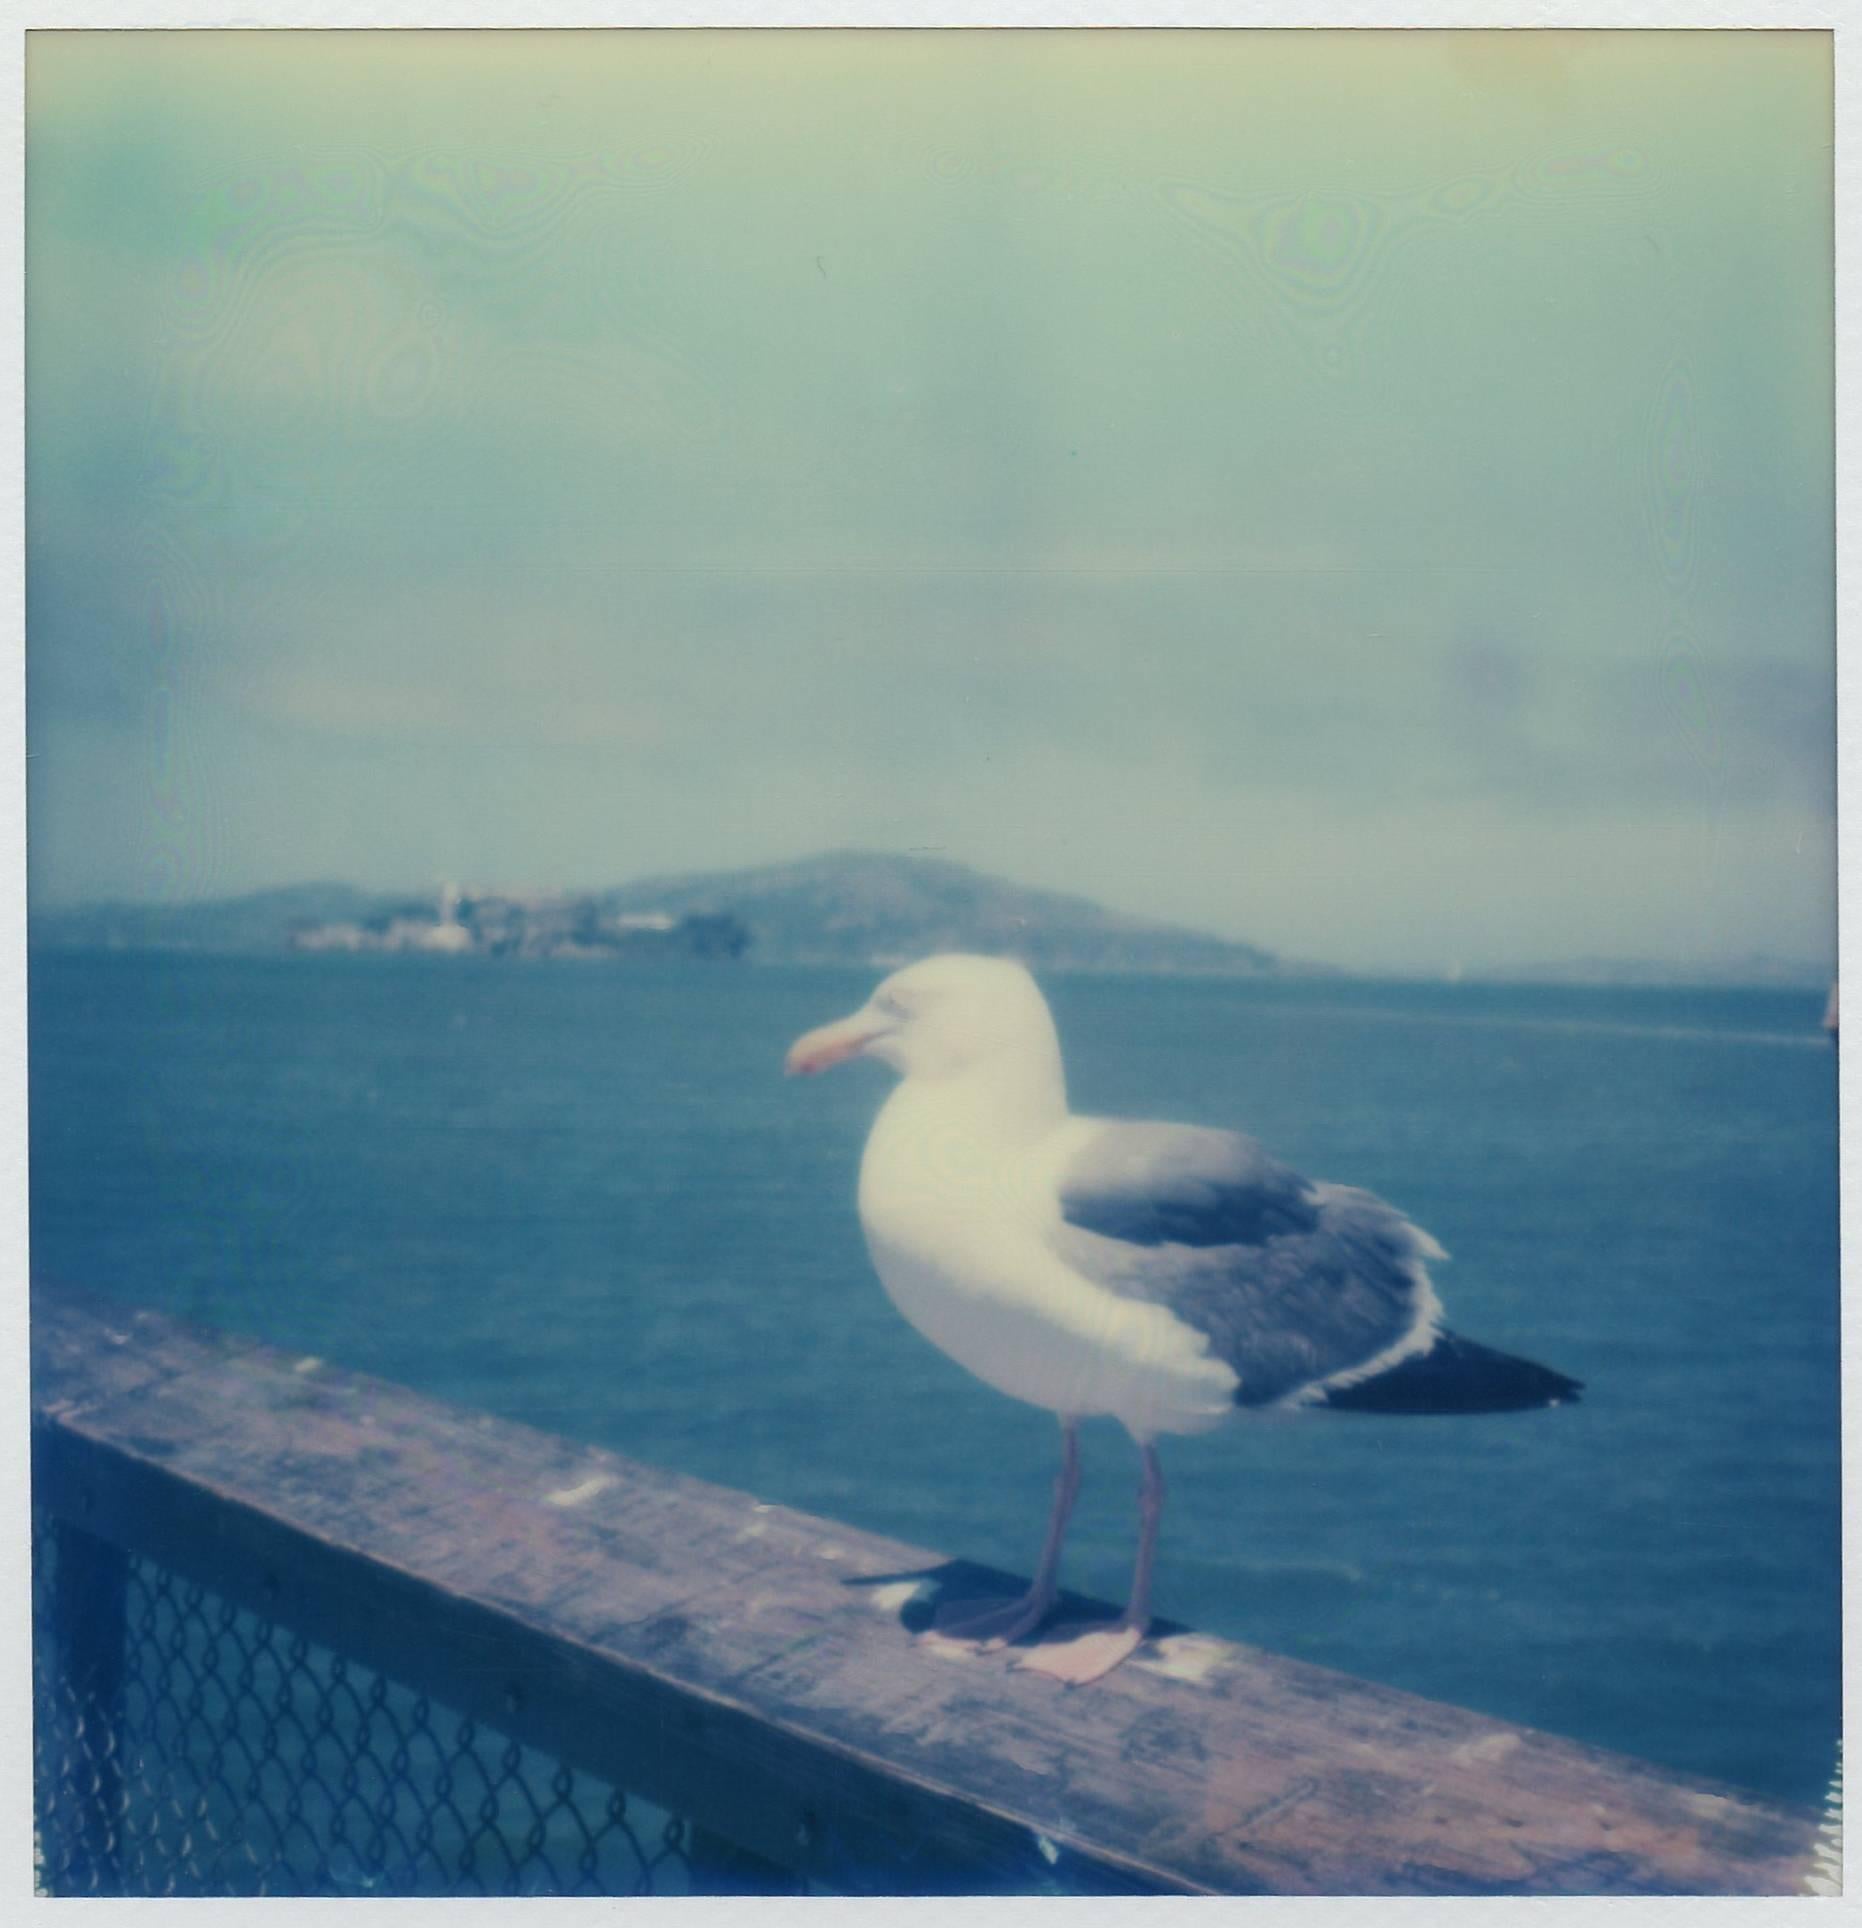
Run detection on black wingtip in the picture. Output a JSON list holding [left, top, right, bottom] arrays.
[[1318, 1331, 1583, 1416]]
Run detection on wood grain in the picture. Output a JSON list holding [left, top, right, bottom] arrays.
[[31, 1291, 1821, 1896]]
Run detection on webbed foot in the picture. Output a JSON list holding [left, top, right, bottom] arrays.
[[921, 1587, 1056, 1650], [1014, 1620, 1146, 1685]]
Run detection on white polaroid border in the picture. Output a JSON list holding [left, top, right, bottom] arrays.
[[2, 7, 1848, 1928]]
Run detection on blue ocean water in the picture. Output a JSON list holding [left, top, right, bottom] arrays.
[[28, 951, 1840, 1808]]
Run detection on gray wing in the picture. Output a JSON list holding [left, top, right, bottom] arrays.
[[1054, 1121, 1443, 1408]]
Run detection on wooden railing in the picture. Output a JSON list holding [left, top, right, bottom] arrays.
[[30, 1291, 1824, 1896]]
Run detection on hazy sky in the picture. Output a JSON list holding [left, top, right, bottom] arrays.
[[27, 29, 1833, 973]]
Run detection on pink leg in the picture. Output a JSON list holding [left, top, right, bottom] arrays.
[[1125, 1440, 1165, 1628], [1017, 1441, 1163, 1685], [927, 1421, 1080, 1648]]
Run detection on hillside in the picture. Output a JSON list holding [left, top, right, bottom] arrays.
[[595, 851, 1283, 974], [30, 852, 1287, 976]]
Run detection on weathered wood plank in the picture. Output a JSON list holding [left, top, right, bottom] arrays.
[[30, 1291, 1822, 1896]]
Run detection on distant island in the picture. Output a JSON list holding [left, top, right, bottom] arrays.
[[29, 853, 1831, 987], [287, 884, 753, 963], [30, 851, 1290, 977]]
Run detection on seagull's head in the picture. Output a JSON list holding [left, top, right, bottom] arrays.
[[785, 953, 1062, 1088]]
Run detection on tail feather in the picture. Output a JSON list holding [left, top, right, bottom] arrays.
[[1317, 1330, 1581, 1415]]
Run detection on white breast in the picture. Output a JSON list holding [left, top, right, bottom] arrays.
[[856, 1086, 1237, 1439]]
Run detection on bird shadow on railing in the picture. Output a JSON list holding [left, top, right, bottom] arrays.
[[838, 1562, 1189, 1653]]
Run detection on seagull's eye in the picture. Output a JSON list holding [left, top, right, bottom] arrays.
[[878, 992, 909, 1019]]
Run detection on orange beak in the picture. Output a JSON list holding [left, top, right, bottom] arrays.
[[785, 1010, 890, 1077]]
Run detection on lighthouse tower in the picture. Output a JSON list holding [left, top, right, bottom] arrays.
[[420, 880, 474, 953]]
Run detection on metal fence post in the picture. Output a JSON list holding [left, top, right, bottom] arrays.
[[46, 1517, 130, 1893]]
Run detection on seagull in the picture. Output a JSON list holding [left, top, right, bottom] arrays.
[[786, 952, 1581, 1686]]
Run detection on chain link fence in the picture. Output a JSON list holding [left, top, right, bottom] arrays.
[[32, 1514, 715, 1897]]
